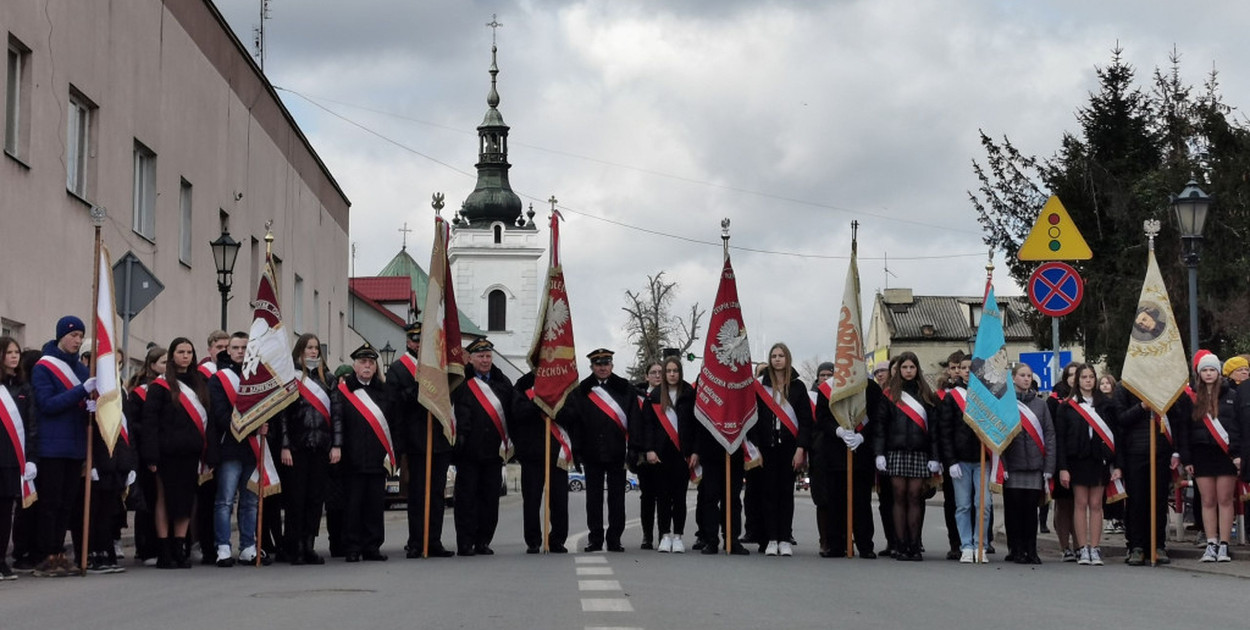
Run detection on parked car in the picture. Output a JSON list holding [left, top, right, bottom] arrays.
[[385, 457, 457, 510], [795, 473, 810, 491], [567, 470, 638, 492]]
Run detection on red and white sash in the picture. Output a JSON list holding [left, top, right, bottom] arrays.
[[399, 353, 418, 378], [0, 385, 36, 507], [248, 434, 282, 497], [216, 369, 240, 406], [807, 391, 818, 419], [1156, 413, 1173, 444], [755, 379, 798, 438], [1069, 399, 1114, 454], [589, 386, 629, 437], [298, 374, 332, 429], [652, 401, 681, 450], [947, 387, 968, 413], [133, 383, 149, 401], [1106, 477, 1127, 503], [36, 356, 81, 389], [1202, 413, 1231, 454], [151, 377, 212, 482], [524, 388, 573, 469], [897, 391, 928, 431], [742, 439, 762, 470], [198, 361, 217, 379], [337, 381, 397, 474], [817, 379, 868, 432], [467, 377, 513, 460], [1019, 401, 1046, 457]]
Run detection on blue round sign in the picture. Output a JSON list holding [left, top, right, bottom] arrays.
[[1028, 262, 1083, 317]]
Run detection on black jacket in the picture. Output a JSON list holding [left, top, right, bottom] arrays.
[[809, 379, 881, 471], [384, 353, 452, 458], [140, 372, 207, 466], [1179, 384, 1240, 467], [569, 373, 637, 466], [871, 380, 939, 461], [640, 384, 695, 462], [333, 373, 393, 475], [452, 366, 516, 464], [511, 371, 574, 464], [937, 382, 985, 466], [748, 369, 813, 454], [1115, 386, 1185, 467], [282, 365, 341, 453], [0, 378, 36, 470], [1055, 393, 1117, 472], [205, 353, 255, 468]]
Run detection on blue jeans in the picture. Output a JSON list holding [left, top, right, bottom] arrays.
[[214, 458, 259, 551], [953, 461, 993, 551]]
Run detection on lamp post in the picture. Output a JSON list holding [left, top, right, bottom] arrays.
[[210, 229, 242, 330], [380, 341, 396, 367], [1173, 180, 1212, 360]]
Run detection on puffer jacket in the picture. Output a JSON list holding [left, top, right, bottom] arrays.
[[1001, 389, 1056, 481], [32, 339, 90, 459], [282, 365, 341, 453], [937, 380, 983, 466], [871, 379, 939, 461]]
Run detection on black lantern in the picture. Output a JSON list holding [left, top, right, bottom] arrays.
[[209, 230, 242, 329], [380, 341, 396, 366], [1172, 180, 1212, 361]]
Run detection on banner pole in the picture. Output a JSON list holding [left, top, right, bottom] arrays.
[[256, 432, 266, 567], [1150, 413, 1158, 566], [544, 415, 552, 553], [846, 450, 854, 558], [423, 411, 433, 558], [725, 453, 732, 555], [81, 209, 105, 576], [977, 447, 987, 563]]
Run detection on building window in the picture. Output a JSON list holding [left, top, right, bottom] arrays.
[[67, 88, 96, 198], [179, 179, 193, 265], [313, 289, 321, 336], [293, 274, 305, 332], [493, 224, 502, 243], [487, 289, 506, 331], [132, 141, 157, 240], [5, 37, 31, 159]]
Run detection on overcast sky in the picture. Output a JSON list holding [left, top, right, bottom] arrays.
[[215, 0, 1250, 376]]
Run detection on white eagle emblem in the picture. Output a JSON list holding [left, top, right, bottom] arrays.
[[711, 320, 751, 371], [543, 297, 570, 341]]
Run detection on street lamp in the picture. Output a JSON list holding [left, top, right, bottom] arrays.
[[380, 341, 396, 366], [1173, 179, 1212, 360], [210, 229, 242, 330]]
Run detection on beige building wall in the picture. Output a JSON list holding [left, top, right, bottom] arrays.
[[0, 0, 350, 366]]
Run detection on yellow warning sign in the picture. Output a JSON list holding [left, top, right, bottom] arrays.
[[1017, 195, 1093, 261]]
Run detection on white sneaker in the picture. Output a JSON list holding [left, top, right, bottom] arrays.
[[1217, 542, 1232, 562], [778, 541, 793, 557], [671, 536, 685, 554], [1201, 543, 1218, 563], [1089, 547, 1103, 566], [977, 549, 991, 564], [114, 540, 125, 560], [1077, 547, 1091, 565], [238, 545, 258, 563], [959, 549, 975, 564], [216, 545, 232, 562], [765, 541, 779, 556], [658, 534, 673, 553]]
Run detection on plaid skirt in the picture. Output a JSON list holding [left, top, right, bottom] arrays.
[[886, 450, 930, 479]]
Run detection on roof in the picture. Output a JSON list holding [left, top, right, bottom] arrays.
[[877, 293, 1034, 342], [349, 276, 413, 303], [373, 249, 486, 336]]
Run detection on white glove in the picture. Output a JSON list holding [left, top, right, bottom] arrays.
[[843, 432, 865, 451], [948, 464, 963, 480], [875, 455, 888, 472], [1002, 469, 1009, 480], [927, 460, 941, 474], [1043, 472, 1053, 482], [23, 462, 36, 481], [83, 377, 97, 394], [91, 468, 99, 481], [835, 426, 849, 438], [126, 470, 137, 486], [85, 399, 97, 413]]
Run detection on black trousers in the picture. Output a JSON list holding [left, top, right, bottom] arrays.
[[1123, 455, 1169, 551], [194, 477, 217, 557], [583, 461, 626, 546], [89, 485, 119, 553], [0, 497, 13, 561], [829, 467, 876, 554], [1003, 487, 1042, 556], [284, 449, 329, 551], [742, 467, 764, 542], [941, 473, 960, 552], [453, 459, 502, 550], [133, 466, 158, 560], [655, 456, 689, 536], [344, 472, 385, 554], [36, 458, 83, 557], [10, 496, 36, 562], [759, 444, 797, 542], [405, 451, 451, 551], [520, 457, 568, 547], [877, 473, 898, 548], [697, 450, 744, 547], [636, 462, 659, 542]]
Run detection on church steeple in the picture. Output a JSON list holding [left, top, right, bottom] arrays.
[[458, 40, 525, 228]]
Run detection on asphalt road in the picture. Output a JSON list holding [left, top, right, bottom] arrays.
[[4, 484, 1247, 630]]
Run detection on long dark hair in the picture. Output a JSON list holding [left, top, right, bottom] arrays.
[[765, 342, 793, 403], [1053, 362, 1080, 399], [163, 337, 206, 403], [1192, 362, 1222, 422], [292, 333, 327, 381], [659, 357, 688, 412], [886, 351, 935, 405], [127, 345, 166, 390], [1070, 363, 1104, 405], [0, 336, 22, 383]]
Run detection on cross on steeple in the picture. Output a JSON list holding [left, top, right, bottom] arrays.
[[486, 14, 503, 45], [398, 222, 413, 250]]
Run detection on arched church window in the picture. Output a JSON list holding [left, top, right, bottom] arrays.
[[493, 225, 502, 243], [488, 290, 506, 331]]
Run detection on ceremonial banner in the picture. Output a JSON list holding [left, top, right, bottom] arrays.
[[828, 251, 868, 431], [527, 210, 578, 417], [693, 258, 757, 453], [417, 215, 465, 444], [1120, 246, 1189, 416], [93, 245, 125, 454], [231, 252, 299, 440], [964, 284, 1021, 455]]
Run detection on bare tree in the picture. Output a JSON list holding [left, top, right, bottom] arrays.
[[621, 272, 706, 381], [797, 357, 824, 386]]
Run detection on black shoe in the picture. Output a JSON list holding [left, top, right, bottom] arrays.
[[879, 546, 895, 558], [946, 549, 961, 560], [730, 545, 750, 556], [700, 542, 719, 555], [457, 547, 476, 557], [819, 549, 841, 558], [692, 540, 706, 551], [407, 548, 424, 559], [526, 546, 540, 554], [858, 549, 877, 559], [583, 543, 603, 553], [985, 543, 995, 554], [429, 546, 455, 558], [362, 550, 388, 562], [640, 540, 654, 550], [549, 544, 568, 554], [475, 545, 494, 556], [1027, 553, 1043, 565], [216, 556, 236, 568], [1038, 523, 1051, 534], [345, 552, 361, 563], [607, 543, 625, 553]]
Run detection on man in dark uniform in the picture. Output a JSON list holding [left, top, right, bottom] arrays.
[[452, 338, 515, 557], [386, 322, 455, 559], [332, 343, 393, 562], [811, 369, 881, 558], [513, 371, 571, 554], [571, 349, 636, 552]]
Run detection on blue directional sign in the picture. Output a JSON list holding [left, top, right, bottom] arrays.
[[1027, 262, 1083, 317], [1019, 351, 1072, 392]]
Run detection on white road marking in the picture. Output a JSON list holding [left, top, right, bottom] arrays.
[[577, 566, 614, 575], [575, 556, 608, 564], [581, 598, 634, 612], [579, 579, 622, 591]]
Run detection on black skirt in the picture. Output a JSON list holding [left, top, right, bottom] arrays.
[[1190, 443, 1238, 478], [1066, 457, 1108, 488], [0, 466, 19, 500], [886, 450, 931, 479], [158, 455, 200, 520]]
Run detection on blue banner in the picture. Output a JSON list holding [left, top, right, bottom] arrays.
[[964, 285, 1022, 455]]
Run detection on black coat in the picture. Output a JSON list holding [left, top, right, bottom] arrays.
[[205, 356, 254, 468], [385, 353, 451, 458], [809, 379, 881, 471], [452, 366, 515, 464], [333, 373, 393, 475], [1115, 386, 1185, 467], [0, 378, 36, 472], [511, 371, 574, 464], [748, 369, 813, 453], [937, 382, 983, 466], [282, 366, 341, 453], [139, 372, 207, 466], [871, 380, 939, 461], [1179, 383, 1240, 467], [1055, 393, 1117, 472], [640, 384, 695, 462], [569, 373, 637, 466]]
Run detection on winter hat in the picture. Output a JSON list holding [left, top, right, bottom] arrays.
[[1194, 350, 1221, 374], [817, 361, 836, 375], [1222, 356, 1249, 377], [56, 315, 85, 340]]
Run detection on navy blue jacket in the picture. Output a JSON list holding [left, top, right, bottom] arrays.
[[32, 339, 91, 459]]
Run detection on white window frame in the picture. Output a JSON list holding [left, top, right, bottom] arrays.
[[67, 89, 95, 197], [178, 178, 193, 265], [132, 141, 157, 240], [5, 38, 31, 158]]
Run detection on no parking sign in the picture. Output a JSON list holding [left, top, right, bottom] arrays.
[[1028, 262, 1083, 317]]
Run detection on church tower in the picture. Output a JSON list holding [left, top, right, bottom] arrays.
[[449, 39, 543, 369]]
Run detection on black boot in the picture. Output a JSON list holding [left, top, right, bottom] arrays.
[[172, 537, 192, 569], [304, 538, 324, 565], [157, 538, 175, 569], [290, 539, 306, 566], [816, 507, 833, 557]]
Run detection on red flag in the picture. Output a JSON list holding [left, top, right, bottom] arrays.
[[416, 216, 466, 443], [231, 252, 300, 440], [693, 257, 757, 452], [527, 211, 579, 417]]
